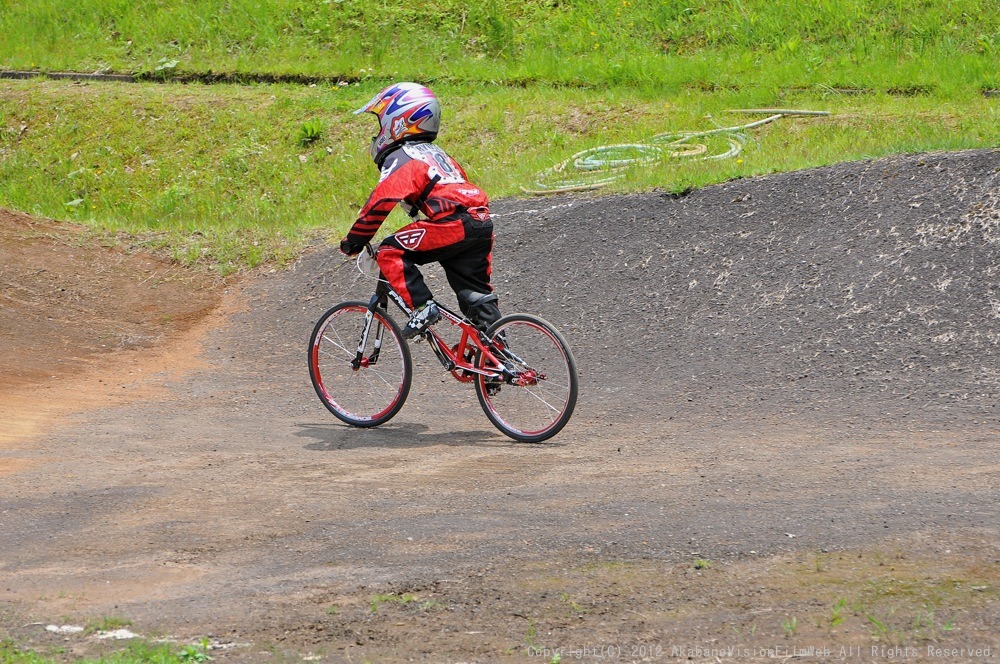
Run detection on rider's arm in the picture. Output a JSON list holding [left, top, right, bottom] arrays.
[[343, 152, 423, 248]]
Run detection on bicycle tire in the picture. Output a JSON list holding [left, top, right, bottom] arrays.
[[474, 313, 578, 443], [308, 301, 412, 427]]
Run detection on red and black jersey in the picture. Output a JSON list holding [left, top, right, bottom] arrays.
[[346, 142, 490, 247]]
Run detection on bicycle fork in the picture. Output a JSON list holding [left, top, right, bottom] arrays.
[[352, 293, 391, 370]]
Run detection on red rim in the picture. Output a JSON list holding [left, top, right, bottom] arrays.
[[477, 320, 572, 437], [311, 306, 406, 422]]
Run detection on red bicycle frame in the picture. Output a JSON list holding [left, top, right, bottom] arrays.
[[365, 281, 542, 390]]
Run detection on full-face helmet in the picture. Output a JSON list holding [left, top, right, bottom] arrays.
[[354, 82, 440, 166]]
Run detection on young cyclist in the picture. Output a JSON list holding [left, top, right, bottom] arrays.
[[340, 82, 501, 339]]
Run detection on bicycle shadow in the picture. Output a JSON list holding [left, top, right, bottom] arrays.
[[296, 421, 519, 451]]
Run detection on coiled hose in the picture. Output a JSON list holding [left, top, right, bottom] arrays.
[[522, 109, 829, 195]]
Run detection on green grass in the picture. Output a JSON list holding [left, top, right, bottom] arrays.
[[84, 617, 132, 636], [1, 0, 996, 94], [0, 638, 211, 664], [0, 640, 48, 664], [0, 1, 997, 272], [1, 78, 996, 273], [369, 592, 417, 612], [368, 591, 441, 612]]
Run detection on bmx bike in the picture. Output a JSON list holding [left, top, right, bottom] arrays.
[[308, 246, 579, 443]]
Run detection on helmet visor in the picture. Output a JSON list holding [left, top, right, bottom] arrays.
[[354, 93, 384, 116]]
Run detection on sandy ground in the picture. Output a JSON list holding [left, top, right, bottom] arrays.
[[1, 150, 997, 662]]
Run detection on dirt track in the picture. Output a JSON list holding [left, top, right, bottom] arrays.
[[1, 150, 998, 662]]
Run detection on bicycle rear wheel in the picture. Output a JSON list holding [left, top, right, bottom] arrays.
[[475, 314, 578, 443], [309, 301, 412, 427]]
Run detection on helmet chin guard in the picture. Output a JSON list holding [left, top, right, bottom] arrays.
[[354, 82, 440, 166]]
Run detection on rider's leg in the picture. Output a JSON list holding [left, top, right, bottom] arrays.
[[376, 242, 441, 338], [440, 232, 499, 327], [376, 241, 432, 309], [440, 237, 493, 295], [376, 219, 464, 308]]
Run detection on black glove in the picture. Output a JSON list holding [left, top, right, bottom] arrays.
[[340, 238, 363, 256]]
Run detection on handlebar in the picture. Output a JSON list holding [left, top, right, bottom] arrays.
[[355, 243, 381, 279]]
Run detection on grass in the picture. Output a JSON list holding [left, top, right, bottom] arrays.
[[369, 592, 418, 612], [1, 78, 996, 273], [0, 640, 47, 664], [368, 592, 441, 613], [515, 545, 997, 646], [84, 618, 132, 636], [1, 1, 996, 94], [829, 597, 847, 627], [0, 1, 997, 273], [0, 638, 212, 664]]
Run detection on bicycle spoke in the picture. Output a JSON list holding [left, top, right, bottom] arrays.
[[476, 315, 578, 442], [520, 384, 562, 415], [309, 303, 412, 427], [360, 364, 399, 390], [320, 331, 353, 357]]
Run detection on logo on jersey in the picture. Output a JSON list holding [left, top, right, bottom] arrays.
[[395, 228, 426, 250]]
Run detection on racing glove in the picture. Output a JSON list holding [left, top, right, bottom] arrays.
[[339, 238, 363, 256]]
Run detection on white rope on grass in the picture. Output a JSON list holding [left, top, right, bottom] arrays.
[[522, 109, 829, 195], [726, 108, 833, 116]]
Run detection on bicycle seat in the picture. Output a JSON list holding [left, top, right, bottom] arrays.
[[458, 289, 501, 329], [458, 289, 498, 308]]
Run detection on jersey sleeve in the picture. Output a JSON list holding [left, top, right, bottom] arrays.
[[345, 153, 424, 246]]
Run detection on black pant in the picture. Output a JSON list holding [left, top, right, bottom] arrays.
[[379, 216, 494, 309]]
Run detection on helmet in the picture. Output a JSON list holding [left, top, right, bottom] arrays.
[[354, 82, 440, 166]]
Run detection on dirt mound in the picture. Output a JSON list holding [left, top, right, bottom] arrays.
[[0, 210, 220, 391], [4, 149, 993, 426], [268, 149, 998, 430], [490, 148, 999, 428]]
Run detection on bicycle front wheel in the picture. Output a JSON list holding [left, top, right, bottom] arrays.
[[308, 301, 412, 427], [475, 314, 579, 443]]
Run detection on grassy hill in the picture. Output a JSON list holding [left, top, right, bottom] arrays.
[[2, 0, 997, 92], [0, 1, 997, 272]]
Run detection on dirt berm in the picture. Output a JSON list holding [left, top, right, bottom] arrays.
[[1, 149, 997, 662]]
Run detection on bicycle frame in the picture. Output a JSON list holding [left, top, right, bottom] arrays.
[[349, 245, 541, 388], [361, 279, 515, 384]]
